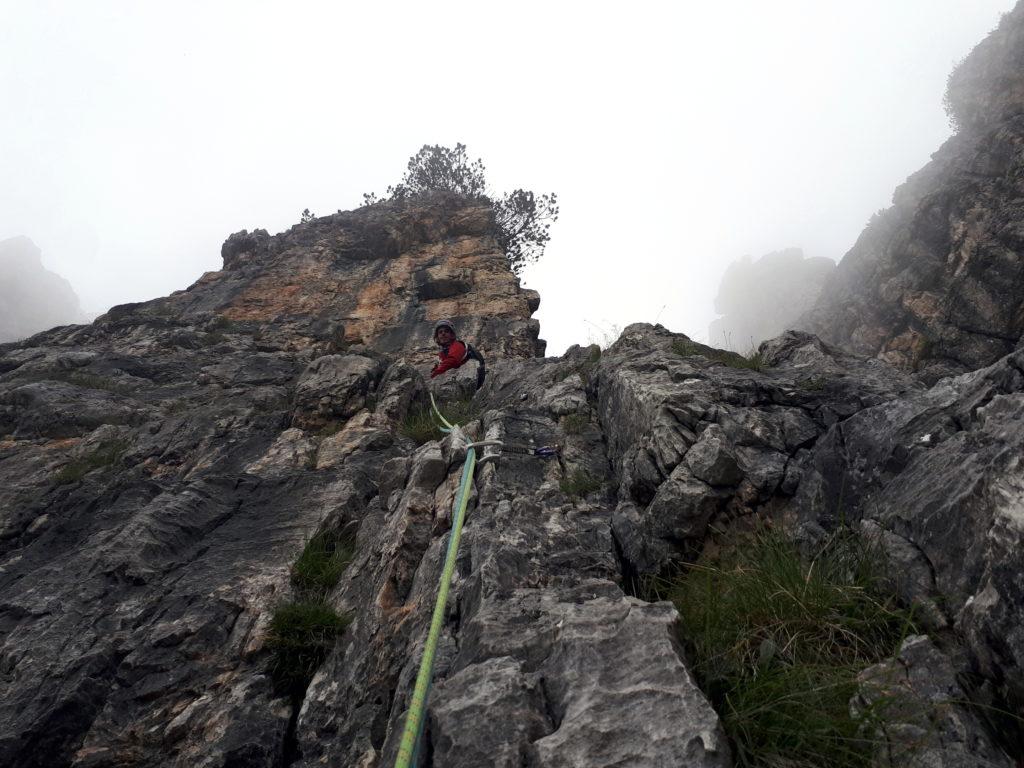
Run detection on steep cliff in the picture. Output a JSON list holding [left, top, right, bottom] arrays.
[[0, 236, 88, 343], [801, 3, 1024, 380], [1, 196, 1020, 766]]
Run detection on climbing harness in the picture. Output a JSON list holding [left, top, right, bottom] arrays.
[[393, 393, 502, 768]]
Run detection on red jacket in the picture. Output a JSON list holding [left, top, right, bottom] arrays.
[[431, 340, 469, 378]]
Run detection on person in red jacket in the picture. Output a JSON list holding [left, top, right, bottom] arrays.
[[430, 319, 485, 388]]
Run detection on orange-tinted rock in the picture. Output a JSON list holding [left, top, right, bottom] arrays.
[[100, 191, 544, 365]]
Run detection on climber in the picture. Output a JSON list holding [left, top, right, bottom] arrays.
[[430, 318, 486, 389]]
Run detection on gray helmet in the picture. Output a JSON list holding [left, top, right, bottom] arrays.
[[433, 319, 456, 339]]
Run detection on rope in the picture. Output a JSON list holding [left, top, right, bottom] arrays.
[[394, 394, 476, 768]]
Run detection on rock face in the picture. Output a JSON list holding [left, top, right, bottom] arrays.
[[1, 198, 1021, 765], [211, 192, 543, 363], [0, 236, 88, 343], [708, 248, 835, 351], [855, 635, 1012, 768], [800, 4, 1024, 380], [792, 343, 1024, 723]]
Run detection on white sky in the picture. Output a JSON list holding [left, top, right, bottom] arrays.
[[1, 1, 1015, 353]]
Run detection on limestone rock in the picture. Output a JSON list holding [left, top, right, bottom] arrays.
[[800, 6, 1024, 377], [855, 635, 1013, 768], [685, 424, 742, 486], [292, 354, 382, 428], [1, 190, 1019, 767], [794, 347, 1024, 713]]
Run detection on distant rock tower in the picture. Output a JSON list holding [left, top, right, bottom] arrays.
[[708, 247, 834, 352], [0, 236, 87, 342]]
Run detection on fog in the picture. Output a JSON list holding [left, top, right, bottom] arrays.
[[709, 248, 834, 352], [1, 1, 1014, 353], [0, 236, 87, 342]]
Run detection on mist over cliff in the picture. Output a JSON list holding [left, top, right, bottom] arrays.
[[800, 4, 1024, 380], [708, 248, 835, 351], [0, 236, 87, 343]]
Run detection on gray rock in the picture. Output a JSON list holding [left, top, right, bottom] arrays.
[[532, 597, 729, 768], [855, 635, 1013, 768], [794, 348, 1024, 713], [800, 7, 1024, 376], [378, 456, 410, 501], [292, 354, 382, 428], [1, 182, 1020, 768], [430, 657, 551, 767], [685, 424, 742, 486]]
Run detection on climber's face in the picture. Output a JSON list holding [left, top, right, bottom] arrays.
[[435, 327, 454, 345]]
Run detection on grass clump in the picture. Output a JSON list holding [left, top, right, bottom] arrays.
[[268, 528, 357, 697], [29, 369, 133, 393], [798, 375, 827, 391], [291, 531, 355, 595], [399, 406, 438, 445], [672, 338, 766, 372], [399, 396, 479, 445], [559, 470, 602, 499], [439, 396, 480, 426], [560, 413, 588, 435], [55, 440, 127, 484], [266, 600, 350, 697], [665, 528, 915, 768]]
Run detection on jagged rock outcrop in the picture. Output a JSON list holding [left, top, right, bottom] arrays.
[[709, 248, 835, 351], [800, 3, 1024, 380], [596, 326, 918, 575], [0, 236, 88, 343], [1, 191, 1019, 766], [792, 343, 1024, 725], [208, 192, 543, 362]]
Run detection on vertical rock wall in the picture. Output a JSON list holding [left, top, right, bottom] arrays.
[[800, 2, 1024, 379]]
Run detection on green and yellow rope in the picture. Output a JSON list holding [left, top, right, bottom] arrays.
[[394, 394, 477, 768]]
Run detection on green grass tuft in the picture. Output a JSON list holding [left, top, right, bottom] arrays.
[[269, 529, 357, 697], [559, 470, 602, 499], [399, 397, 479, 445], [560, 413, 588, 435], [55, 440, 127, 484], [266, 599, 350, 696], [797, 376, 827, 391], [399, 405, 440, 445], [672, 338, 766, 372], [437, 396, 480, 426], [291, 531, 355, 595], [664, 528, 916, 768], [26, 369, 134, 393]]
